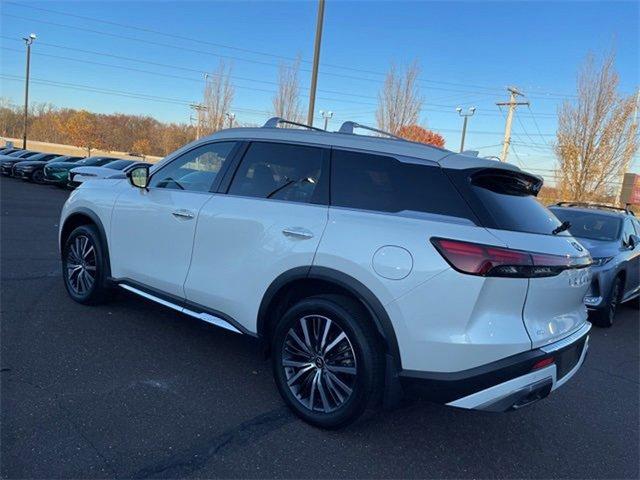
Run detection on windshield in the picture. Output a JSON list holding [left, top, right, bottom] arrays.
[[103, 160, 134, 170], [549, 208, 622, 241], [76, 157, 113, 166]]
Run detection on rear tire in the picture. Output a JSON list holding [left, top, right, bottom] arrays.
[[62, 225, 111, 305], [271, 295, 383, 429], [591, 277, 621, 328]]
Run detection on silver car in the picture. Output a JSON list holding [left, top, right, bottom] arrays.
[[549, 203, 640, 327]]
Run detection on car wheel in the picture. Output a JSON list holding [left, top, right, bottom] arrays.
[[30, 169, 45, 184], [592, 277, 621, 328], [271, 295, 383, 429], [62, 225, 111, 305]]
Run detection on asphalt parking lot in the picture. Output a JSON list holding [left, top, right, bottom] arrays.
[[1, 176, 638, 479]]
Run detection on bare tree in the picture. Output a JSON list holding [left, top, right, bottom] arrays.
[[376, 61, 423, 135], [556, 51, 638, 202], [202, 61, 235, 134], [272, 55, 304, 123]]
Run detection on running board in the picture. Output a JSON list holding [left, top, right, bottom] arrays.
[[119, 284, 242, 335]]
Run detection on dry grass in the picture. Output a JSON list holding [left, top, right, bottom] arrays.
[[1, 137, 163, 163]]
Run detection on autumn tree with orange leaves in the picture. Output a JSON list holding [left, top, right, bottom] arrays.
[[63, 110, 108, 156], [397, 124, 445, 148]]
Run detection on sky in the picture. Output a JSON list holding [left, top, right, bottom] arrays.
[[1, 0, 638, 184]]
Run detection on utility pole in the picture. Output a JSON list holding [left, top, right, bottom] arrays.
[[496, 87, 529, 162], [190, 103, 207, 139], [22, 33, 36, 149], [307, 0, 326, 127], [320, 110, 333, 130], [225, 112, 236, 128], [456, 106, 476, 152]]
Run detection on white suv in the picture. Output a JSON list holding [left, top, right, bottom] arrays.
[[59, 118, 592, 428]]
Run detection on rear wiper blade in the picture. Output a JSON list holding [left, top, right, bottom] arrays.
[[552, 220, 571, 235]]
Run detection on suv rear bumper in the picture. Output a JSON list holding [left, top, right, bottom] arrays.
[[400, 322, 590, 412]]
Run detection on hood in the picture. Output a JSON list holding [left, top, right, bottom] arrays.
[[1, 157, 25, 165], [45, 162, 77, 171], [573, 237, 620, 259], [0, 154, 24, 161], [14, 160, 45, 168]]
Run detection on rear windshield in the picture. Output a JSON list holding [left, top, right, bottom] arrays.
[[549, 208, 622, 241], [447, 168, 564, 235]]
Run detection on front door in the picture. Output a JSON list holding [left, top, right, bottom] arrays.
[[109, 141, 238, 297], [184, 141, 330, 331]]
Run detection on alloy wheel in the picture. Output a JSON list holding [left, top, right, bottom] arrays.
[[32, 170, 44, 183], [66, 235, 97, 296], [281, 315, 357, 413]]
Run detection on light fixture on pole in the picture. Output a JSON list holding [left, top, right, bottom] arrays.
[[320, 110, 333, 130], [22, 33, 36, 149], [225, 112, 236, 128], [456, 106, 476, 153]]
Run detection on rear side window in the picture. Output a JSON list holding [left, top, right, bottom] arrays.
[[228, 142, 328, 204], [448, 168, 562, 235], [331, 149, 476, 220]]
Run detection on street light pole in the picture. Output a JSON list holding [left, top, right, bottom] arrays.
[[307, 0, 326, 127], [456, 106, 476, 152], [320, 110, 333, 131], [22, 33, 36, 149]]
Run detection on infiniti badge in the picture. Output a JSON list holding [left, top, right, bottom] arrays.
[[570, 241, 584, 252]]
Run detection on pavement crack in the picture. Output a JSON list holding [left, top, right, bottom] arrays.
[[131, 406, 295, 479], [5, 376, 118, 477]]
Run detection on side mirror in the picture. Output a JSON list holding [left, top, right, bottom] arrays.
[[628, 234, 640, 249], [127, 165, 149, 189]]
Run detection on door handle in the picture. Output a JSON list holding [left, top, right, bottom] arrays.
[[172, 209, 195, 220], [282, 227, 314, 239]]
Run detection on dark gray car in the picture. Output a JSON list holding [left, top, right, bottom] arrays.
[[549, 203, 640, 327]]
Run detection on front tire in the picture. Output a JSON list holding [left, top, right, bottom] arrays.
[[30, 169, 45, 184], [62, 225, 111, 305], [592, 277, 621, 328], [271, 295, 383, 429]]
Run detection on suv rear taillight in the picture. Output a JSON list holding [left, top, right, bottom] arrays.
[[431, 238, 591, 278]]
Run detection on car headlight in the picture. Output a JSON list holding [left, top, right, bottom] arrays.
[[591, 257, 613, 267]]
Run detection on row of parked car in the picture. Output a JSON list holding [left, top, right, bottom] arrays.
[[0, 146, 150, 188]]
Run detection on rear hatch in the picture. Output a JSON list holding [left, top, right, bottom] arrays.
[[447, 166, 592, 348]]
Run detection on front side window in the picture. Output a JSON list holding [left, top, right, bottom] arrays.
[[149, 142, 236, 192], [228, 142, 327, 204]]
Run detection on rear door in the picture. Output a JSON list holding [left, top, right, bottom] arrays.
[[448, 167, 592, 348], [184, 141, 330, 332]]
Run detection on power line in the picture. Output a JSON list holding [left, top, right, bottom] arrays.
[[3, 1, 521, 94], [1, 12, 579, 100]]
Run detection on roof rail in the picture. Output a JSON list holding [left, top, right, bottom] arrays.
[[551, 201, 636, 216], [263, 117, 324, 132], [338, 121, 402, 140]]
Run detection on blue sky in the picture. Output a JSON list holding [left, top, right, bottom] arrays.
[[1, 0, 638, 182]]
